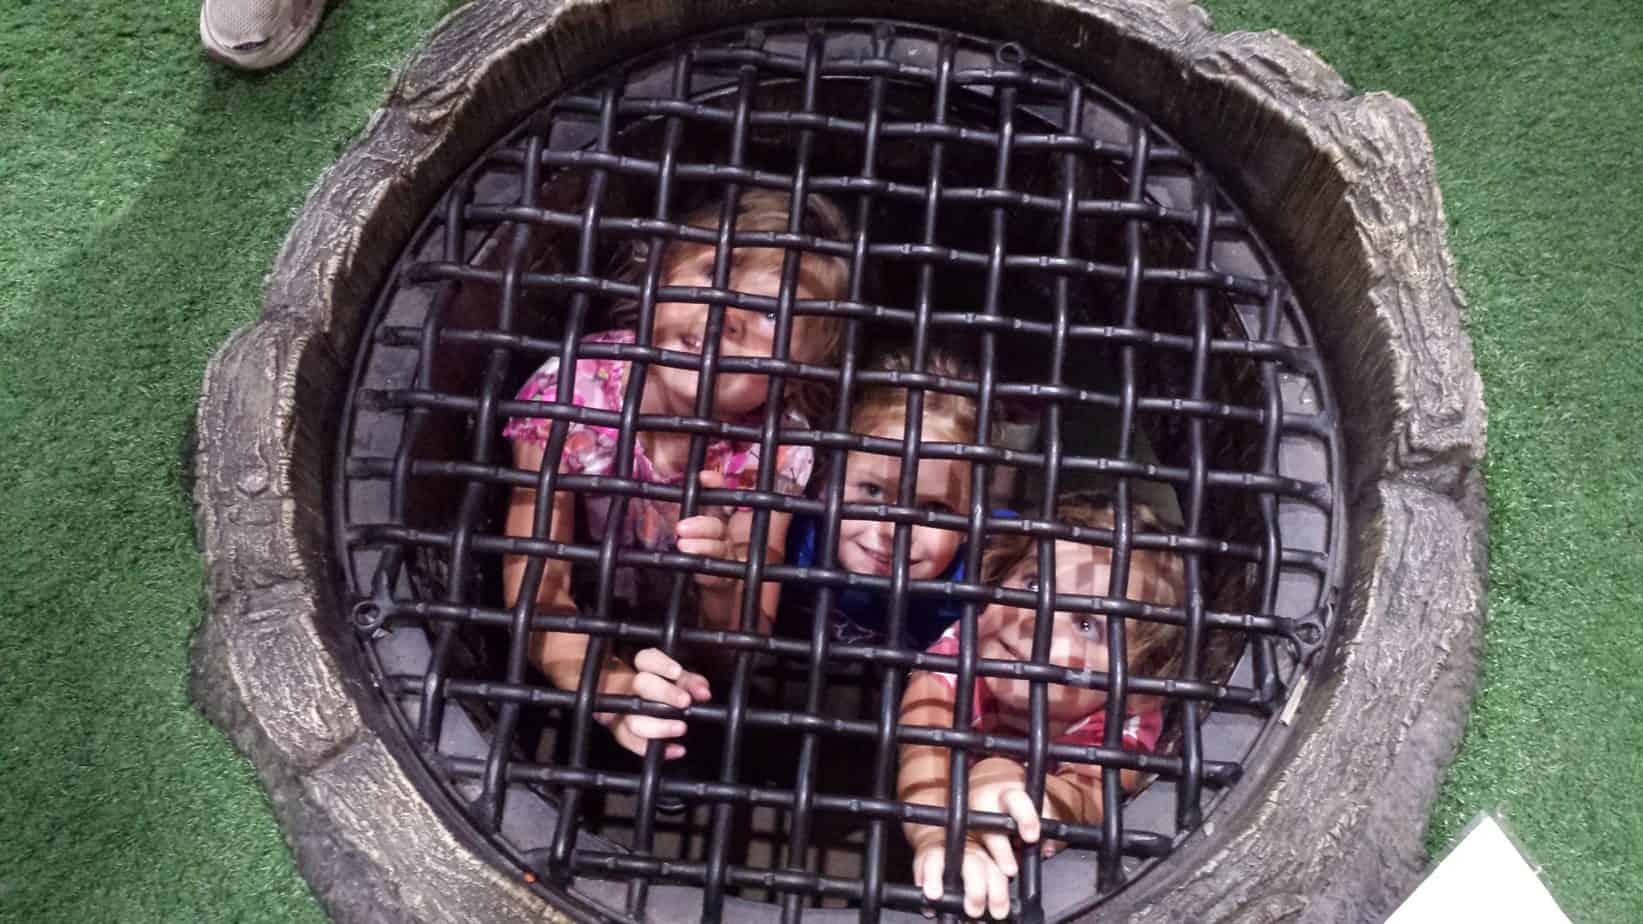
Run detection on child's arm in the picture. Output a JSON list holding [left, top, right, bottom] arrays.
[[897, 671, 1015, 921], [504, 439, 710, 755], [502, 437, 580, 686], [967, 757, 1146, 860], [898, 670, 958, 852]]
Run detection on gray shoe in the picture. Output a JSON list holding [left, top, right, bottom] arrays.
[[199, 0, 328, 70]]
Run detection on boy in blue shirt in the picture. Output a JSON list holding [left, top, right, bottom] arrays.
[[780, 346, 1010, 650]]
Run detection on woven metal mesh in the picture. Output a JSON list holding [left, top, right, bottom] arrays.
[[335, 18, 1342, 923]]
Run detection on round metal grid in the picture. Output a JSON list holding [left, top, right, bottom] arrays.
[[334, 17, 1343, 923]]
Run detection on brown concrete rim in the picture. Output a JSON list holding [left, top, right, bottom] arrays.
[[191, 1, 1487, 922]]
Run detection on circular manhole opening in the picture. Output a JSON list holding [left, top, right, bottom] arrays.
[[337, 18, 1337, 922], [193, 3, 1486, 924]]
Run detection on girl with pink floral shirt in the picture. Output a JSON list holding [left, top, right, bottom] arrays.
[[501, 189, 851, 760]]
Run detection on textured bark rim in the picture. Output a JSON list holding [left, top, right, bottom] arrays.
[[190, 2, 1486, 923]]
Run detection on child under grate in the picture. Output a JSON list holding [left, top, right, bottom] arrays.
[[898, 493, 1186, 920], [500, 188, 850, 760], [774, 344, 1010, 652]]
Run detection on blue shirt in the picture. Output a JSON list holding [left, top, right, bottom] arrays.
[[782, 510, 1014, 650]]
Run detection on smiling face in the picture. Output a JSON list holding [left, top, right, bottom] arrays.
[[977, 538, 1180, 722], [836, 416, 972, 581], [648, 246, 820, 418]]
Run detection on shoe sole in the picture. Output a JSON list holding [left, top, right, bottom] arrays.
[[199, 0, 327, 71]]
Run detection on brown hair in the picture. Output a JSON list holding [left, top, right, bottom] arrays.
[[630, 189, 852, 421], [852, 345, 983, 444], [981, 491, 1186, 680]]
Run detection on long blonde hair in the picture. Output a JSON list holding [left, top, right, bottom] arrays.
[[624, 189, 853, 421]]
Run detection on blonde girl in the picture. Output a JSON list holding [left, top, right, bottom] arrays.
[[501, 189, 851, 758]]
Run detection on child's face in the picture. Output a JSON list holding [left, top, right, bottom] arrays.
[[976, 539, 1159, 722], [837, 418, 970, 581], [650, 246, 819, 417]]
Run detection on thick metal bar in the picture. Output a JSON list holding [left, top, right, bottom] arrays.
[[948, 44, 1006, 918], [473, 128, 550, 833], [572, 851, 1037, 915], [400, 675, 1245, 785], [677, 45, 1073, 94], [901, 34, 958, 924], [469, 173, 1241, 232], [355, 447, 1331, 536], [935, 47, 1014, 920], [378, 370, 1299, 438], [698, 34, 761, 922], [544, 82, 621, 877], [372, 331, 1305, 421], [386, 621, 1271, 708], [420, 132, 546, 765], [403, 256, 1291, 359], [623, 46, 692, 919], [780, 21, 874, 924], [381, 291, 1327, 373], [413, 245, 1272, 301], [1174, 168, 1217, 831], [362, 528, 1305, 649], [1251, 283, 1287, 704], [398, 173, 471, 745], [1016, 74, 1081, 920], [1094, 113, 1152, 894], [704, 18, 824, 915], [371, 391, 1331, 504]]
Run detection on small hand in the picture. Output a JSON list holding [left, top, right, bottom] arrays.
[[602, 648, 711, 760], [912, 838, 1014, 920], [676, 512, 733, 591], [677, 470, 759, 590], [967, 757, 1044, 873]]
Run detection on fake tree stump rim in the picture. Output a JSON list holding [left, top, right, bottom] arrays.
[[190, 1, 1486, 922]]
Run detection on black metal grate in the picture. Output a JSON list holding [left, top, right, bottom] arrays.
[[335, 18, 1342, 923]]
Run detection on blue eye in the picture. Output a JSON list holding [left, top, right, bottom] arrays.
[[1076, 615, 1106, 639]]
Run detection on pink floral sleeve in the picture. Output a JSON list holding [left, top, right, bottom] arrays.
[[709, 408, 815, 496], [924, 624, 967, 694], [504, 329, 813, 498], [502, 337, 628, 478], [500, 354, 565, 447]]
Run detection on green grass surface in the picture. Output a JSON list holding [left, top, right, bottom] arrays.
[[1209, 4, 1643, 918], [2, 1, 1638, 921]]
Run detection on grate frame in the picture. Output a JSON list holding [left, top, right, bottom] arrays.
[[332, 17, 1346, 924]]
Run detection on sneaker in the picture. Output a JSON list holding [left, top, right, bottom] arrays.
[[199, 0, 328, 70]]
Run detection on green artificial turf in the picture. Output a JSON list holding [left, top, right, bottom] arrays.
[[1208, 4, 1643, 917], [2, 0, 1639, 921], [0, 2, 455, 921]]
